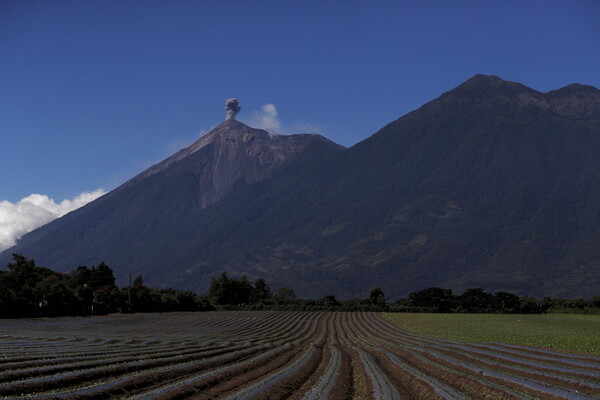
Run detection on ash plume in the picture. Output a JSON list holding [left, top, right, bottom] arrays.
[[225, 98, 241, 120]]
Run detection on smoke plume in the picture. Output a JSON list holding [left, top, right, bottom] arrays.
[[0, 189, 106, 252], [225, 98, 241, 120], [244, 104, 282, 134]]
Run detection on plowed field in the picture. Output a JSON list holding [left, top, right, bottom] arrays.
[[1, 312, 599, 399]]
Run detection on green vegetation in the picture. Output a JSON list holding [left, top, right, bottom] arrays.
[[208, 273, 385, 311], [0, 253, 213, 318], [390, 286, 600, 314], [209, 272, 271, 305], [2, 253, 599, 317], [384, 313, 600, 355]]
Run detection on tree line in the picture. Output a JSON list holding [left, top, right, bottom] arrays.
[[207, 272, 600, 314], [0, 254, 213, 318], [392, 287, 600, 314], [2, 254, 599, 318]]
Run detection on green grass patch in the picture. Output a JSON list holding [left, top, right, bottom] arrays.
[[383, 313, 600, 355]]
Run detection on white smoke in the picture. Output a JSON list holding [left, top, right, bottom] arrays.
[[0, 189, 106, 252], [245, 104, 282, 134]]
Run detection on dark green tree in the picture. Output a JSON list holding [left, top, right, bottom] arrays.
[[519, 296, 542, 314], [209, 272, 231, 305], [0, 271, 18, 317], [34, 275, 77, 316], [251, 278, 272, 303], [175, 291, 201, 311], [75, 284, 94, 314], [274, 287, 296, 301], [408, 287, 454, 312], [369, 287, 386, 307], [6, 254, 52, 316], [71, 266, 92, 286], [493, 291, 521, 313], [133, 274, 144, 287], [459, 288, 493, 313], [130, 286, 160, 312], [89, 262, 116, 290], [319, 295, 339, 310], [208, 272, 254, 305]]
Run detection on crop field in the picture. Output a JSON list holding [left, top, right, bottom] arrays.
[[383, 313, 600, 356], [1, 312, 599, 399]]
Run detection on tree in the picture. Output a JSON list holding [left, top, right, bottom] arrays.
[[209, 272, 253, 305], [274, 287, 296, 301], [232, 276, 252, 305], [71, 266, 92, 286], [0, 271, 18, 317], [175, 291, 200, 311], [130, 286, 160, 312], [34, 275, 77, 316], [251, 278, 271, 303], [209, 272, 231, 305], [519, 296, 542, 314], [7, 253, 38, 288], [369, 287, 386, 307], [5, 254, 55, 316], [459, 288, 493, 313], [408, 287, 454, 312], [75, 284, 94, 315], [592, 295, 600, 308], [2, 253, 218, 317], [493, 291, 521, 313], [89, 262, 116, 290], [133, 275, 144, 287], [319, 295, 339, 310]]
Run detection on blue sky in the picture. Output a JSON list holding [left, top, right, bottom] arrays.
[[1, 1, 599, 248]]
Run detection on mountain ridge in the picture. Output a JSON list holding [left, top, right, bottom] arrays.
[[3, 74, 600, 299], [440, 74, 600, 117], [0, 119, 344, 282], [111, 119, 342, 207]]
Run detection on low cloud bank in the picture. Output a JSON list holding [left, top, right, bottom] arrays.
[[0, 189, 106, 252]]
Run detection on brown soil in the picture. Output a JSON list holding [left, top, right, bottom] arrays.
[[287, 344, 332, 400], [33, 346, 262, 400], [432, 347, 600, 397], [365, 346, 444, 399], [328, 345, 355, 400], [418, 350, 569, 400], [347, 345, 374, 400], [153, 346, 308, 399], [253, 346, 323, 400]]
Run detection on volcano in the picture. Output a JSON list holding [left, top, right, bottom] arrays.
[[3, 76, 600, 299], [0, 119, 343, 290]]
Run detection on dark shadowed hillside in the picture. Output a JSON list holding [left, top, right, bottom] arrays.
[[3, 75, 600, 299]]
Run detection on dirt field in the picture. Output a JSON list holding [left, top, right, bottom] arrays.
[[1, 312, 598, 399]]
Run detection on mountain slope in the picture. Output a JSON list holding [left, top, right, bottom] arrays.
[[0, 120, 344, 282], [3, 75, 600, 299], [149, 74, 600, 298]]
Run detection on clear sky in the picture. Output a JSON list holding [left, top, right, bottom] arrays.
[[1, 1, 599, 248]]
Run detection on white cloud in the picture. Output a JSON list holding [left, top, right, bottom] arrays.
[[242, 103, 282, 134], [0, 189, 106, 252], [240, 103, 326, 137]]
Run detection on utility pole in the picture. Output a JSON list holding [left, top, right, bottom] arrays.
[[128, 274, 132, 312]]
